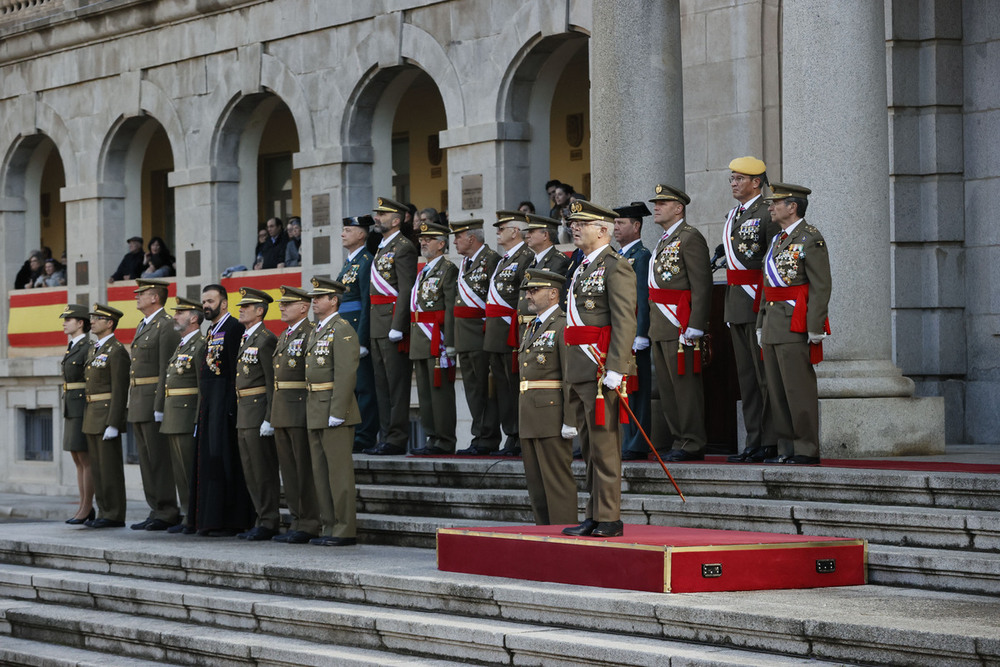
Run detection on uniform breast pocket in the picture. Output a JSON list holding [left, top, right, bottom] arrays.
[[532, 391, 562, 409], [134, 341, 154, 362]]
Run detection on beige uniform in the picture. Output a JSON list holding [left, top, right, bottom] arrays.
[[83, 336, 130, 522], [159, 332, 206, 525]]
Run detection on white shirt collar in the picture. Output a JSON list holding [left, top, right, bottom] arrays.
[[469, 244, 484, 262], [785, 218, 804, 235], [379, 230, 400, 248], [242, 321, 262, 339], [619, 239, 640, 254], [536, 303, 560, 323], [285, 318, 306, 334], [502, 240, 524, 257], [95, 333, 114, 348], [585, 243, 610, 264], [143, 307, 164, 325], [663, 218, 685, 239], [739, 194, 762, 209], [70, 333, 87, 346], [533, 245, 553, 264], [180, 329, 199, 346], [347, 246, 364, 261], [422, 255, 443, 273], [317, 311, 339, 330]]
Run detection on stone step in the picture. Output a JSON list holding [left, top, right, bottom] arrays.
[[0, 635, 174, 666], [354, 457, 1000, 511], [0, 527, 997, 667]]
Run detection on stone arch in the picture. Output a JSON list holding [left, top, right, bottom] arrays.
[[261, 52, 316, 154], [139, 79, 189, 170]]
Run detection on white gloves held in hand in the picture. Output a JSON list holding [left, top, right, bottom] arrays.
[[632, 336, 650, 351], [102, 426, 118, 440], [329, 416, 345, 428], [153, 411, 164, 423], [561, 424, 578, 440], [259, 421, 274, 437], [388, 329, 404, 342], [603, 370, 624, 390]]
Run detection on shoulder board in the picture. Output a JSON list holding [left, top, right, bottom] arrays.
[[603, 251, 624, 262], [804, 224, 819, 234]]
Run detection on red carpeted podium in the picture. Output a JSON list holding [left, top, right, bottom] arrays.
[[437, 524, 867, 593]]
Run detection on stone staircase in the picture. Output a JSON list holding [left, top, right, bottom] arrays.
[[0, 457, 997, 665]]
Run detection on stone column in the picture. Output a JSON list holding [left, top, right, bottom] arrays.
[[590, 0, 683, 252], [782, 0, 943, 455]]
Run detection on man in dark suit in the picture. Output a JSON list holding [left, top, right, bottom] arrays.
[[82, 304, 130, 528], [338, 215, 378, 452], [109, 236, 145, 282], [613, 203, 654, 461], [365, 196, 417, 455], [61, 304, 94, 524], [259, 217, 289, 269], [190, 284, 254, 537]]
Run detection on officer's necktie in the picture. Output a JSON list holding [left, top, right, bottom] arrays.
[[135, 319, 145, 338], [67, 342, 73, 352], [462, 257, 471, 273], [778, 231, 788, 244]]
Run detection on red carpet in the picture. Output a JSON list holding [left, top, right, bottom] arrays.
[[437, 524, 867, 593]]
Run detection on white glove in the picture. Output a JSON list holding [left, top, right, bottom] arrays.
[[561, 424, 578, 439], [259, 420, 274, 437], [632, 336, 650, 351], [683, 327, 704, 340], [445, 346, 457, 358], [603, 370, 624, 390], [102, 426, 119, 440], [808, 332, 827, 345], [756, 329, 762, 346], [153, 411, 164, 423], [388, 329, 404, 342], [359, 346, 369, 358], [329, 416, 345, 427]]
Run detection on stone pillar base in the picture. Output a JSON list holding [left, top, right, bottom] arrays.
[[819, 396, 945, 458]]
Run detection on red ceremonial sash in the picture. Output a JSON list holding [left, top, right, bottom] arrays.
[[453, 306, 485, 319], [727, 268, 763, 312], [649, 288, 692, 332], [411, 309, 446, 356], [763, 284, 831, 364]]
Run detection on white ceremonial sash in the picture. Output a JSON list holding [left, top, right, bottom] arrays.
[[648, 236, 681, 329], [723, 207, 757, 301], [566, 263, 600, 367]]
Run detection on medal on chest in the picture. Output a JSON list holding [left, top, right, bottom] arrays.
[[655, 240, 682, 282]]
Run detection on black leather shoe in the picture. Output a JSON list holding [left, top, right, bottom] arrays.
[[274, 530, 316, 544], [66, 509, 95, 525], [309, 536, 357, 547], [784, 455, 821, 465], [244, 526, 278, 541], [411, 446, 449, 455], [621, 450, 648, 461], [365, 442, 406, 455], [455, 446, 492, 455], [727, 448, 760, 463], [198, 529, 239, 537], [562, 519, 598, 536], [666, 449, 705, 462], [88, 518, 125, 529], [166, 523, 189, 534], [763, 455, 789, 464], [130, 518, 152, 530], [751, 446, 777, 462], [591, 520, 624, 538], [145, 519, 178, 531], [491, 447, 521, 457]]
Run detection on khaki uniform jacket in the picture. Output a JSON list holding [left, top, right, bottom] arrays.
[[483, 243, 533, 353], [453, 245, 500, 353], [128, 308, 181, 422], [160, 332, 205, 435], [410, 257, 457, 360], [82, 336, 130, 434], [304, 314, 361, 430], [757, 221, 832, 344], [270, 319, 313, 429], [648, 222, 713, 341], [564, 246, 637, 383], [516, 246, 572, 325], [62, 336, 90, 419], [235, 324, 277, 429], [724, 196, 780, 324], [370, 233, 418, 337], [518, 308, 572, 439]]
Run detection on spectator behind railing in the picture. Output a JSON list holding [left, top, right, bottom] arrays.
[[109, 236, 145, 282], [259, 217, 289, 269], [285, 217, 302, 267], [34, 258, 67, 287], [14, 250, 43, 289], [140, 236, 176, 277]]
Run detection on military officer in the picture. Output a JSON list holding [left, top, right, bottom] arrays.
[[517, 213, 571, 336], [647, 184, 713, 462], [82, 304, 130, 528], [409, 221, 458, 454], [723, 157, 782, 463], [160, 296, 205, 534], [613, 202, 654, 461], [561, 201, 637, 538], [758, 183, 831, 465], [484, 209, 534, 456], [305, 276, 361, 546], [128, 279, 182, 531], [270, 285, 321, 543], [450, 219, 502, 455], [338, 215, 379, 452], [233, 287, 280, 541], [60, 304, 94, 524], [365, 196, 417, 455], [517, 269, 577, 525]]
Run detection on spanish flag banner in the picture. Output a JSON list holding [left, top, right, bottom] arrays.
[[7, 288, 68, 347], [221, 270, 302, 336]]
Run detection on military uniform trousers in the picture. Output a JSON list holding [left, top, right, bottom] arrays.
[[651, 339, 706, 453], [308, 425, 357, 538], [622, 347, 652, 454], [86, 433, 126, 522], [371, 337, 412, 448], [414, 358, 456, 451], [566, 381, 621, 522], [274, 425, 321, 535], [458, 351, 499, 450], [236, 429, 281, 530], [166, 433, 195, 525], [763, 340, 820, 458], [729, 320, 775, 452], [488, 351, 518, 441], [132, 420, 180, 522], [521, 435, 577, 525], [354, 353, 379, 449]]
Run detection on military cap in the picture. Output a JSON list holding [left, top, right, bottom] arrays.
[[237, 287, 274, 307], [278, 285, 311, 303], [343, 215, 374, 227], [493, 210, 528, 228], [90, 303, 124, 322], [648, 184, 691, 206], [417, 221, 450, 236], [134, 278, 170, 293], [171, 296, 202, 312], [59, 304, 90, 320], [729, 156, 767, 176], [567, 200, 619, 224], [127, 235, 143, 243], [373, 196, 407, 214], [764, 183, 812, 201], [307, 276, 348, 298], [520, 269, 565, 291], [613, 202, 652, 220], [525, 214, 561, 230], [450, 219, 484, 234]]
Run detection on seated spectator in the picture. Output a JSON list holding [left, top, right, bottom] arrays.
[[550, 183, 574, 221], [141, 236, 176, 277], [34, 258, 66, 287], [259, 217, 288, 269], [284, 217, 302, 267], [418, 208, 440, 225], [518, 201, 536, 215], [110, 236, 145, 282], [15, 251, 43, 290]]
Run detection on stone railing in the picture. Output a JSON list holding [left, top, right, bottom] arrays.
[[0, 0, 62, 22]]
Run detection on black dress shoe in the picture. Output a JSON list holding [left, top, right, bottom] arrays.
[[309, 536, 357, 547], [365, 442, 406, 455], [727, 448, 759, 463], [145, 519, 178, 532], [166, 523, 189, 534], [491, 447, 521, 457], [784, 455, 821, 465], [591, 520, 624, 538], [621, 450, 648, 461], [244, 526, 278, 541], [130, 518, 152, 531], [455, 446, 492, 455], [763, 455, 789, 464], [562, 519, 598, 536], [198, 529, 239, 537], [411, 446, 449, 455], [274, 530, 316, 544], [88, 518, 125, 529], [66, 509, 95, 525], [666, 449, 705, 462]]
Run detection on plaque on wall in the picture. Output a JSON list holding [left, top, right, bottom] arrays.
[[569, 149, 583, 162], [431, 167, 442, 179], [313, 235, 331, 265], [312, 194, 330, 227], [75, 261, 89, 286], [186, 284, 201, 302], [185, 250, 200, 277], [461, 174, 482, 210]]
